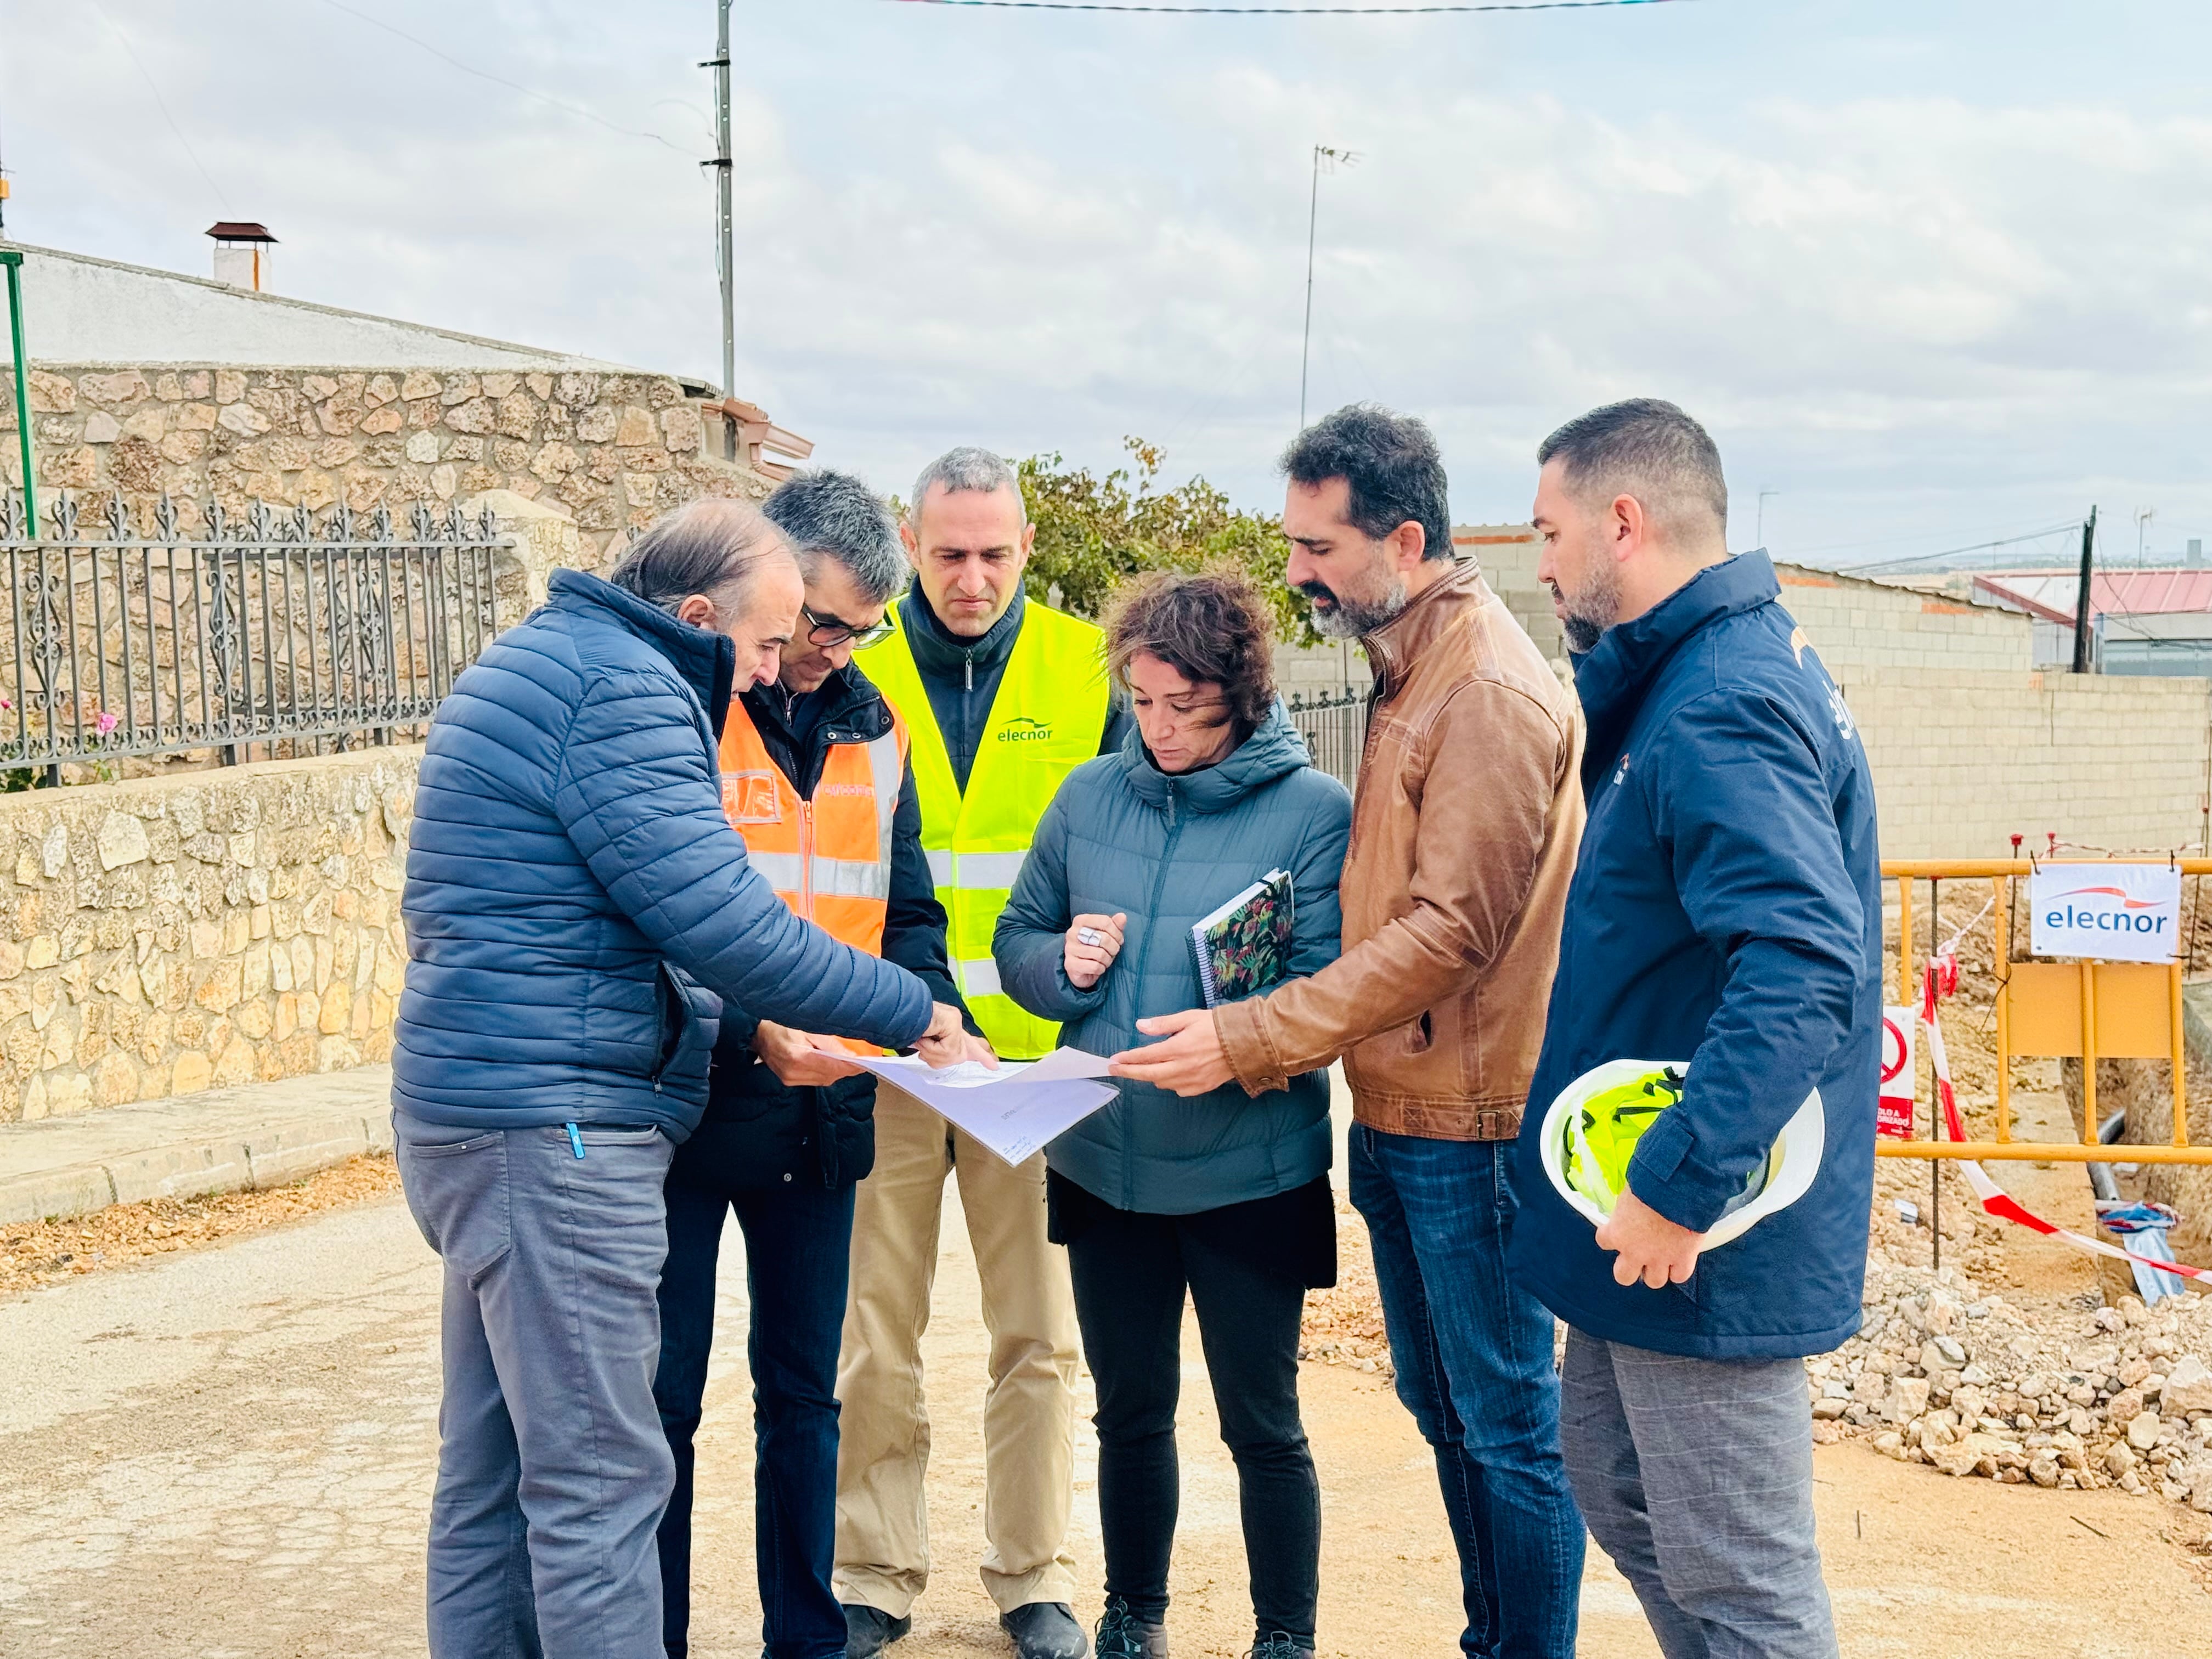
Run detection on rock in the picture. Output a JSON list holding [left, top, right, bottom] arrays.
[[79, 369, 150, 407], [400, 370, 440, 401], [2126, 1412, 2162, 1451], [1873, 1431, 1907, 1461], [2104, 1442, 2137, 1478], [2163, 1356, 2212, 1414], [218, 402, 270, 437], [1884, 1376, 1932, 1424], [1958, 1363, 1993, 1387], [2028, 1455, 2061, 1488], [615, 406, 657, 447], [1928, 1334, 1968, 1368], [1928, 1432, 2007, 1479], [96, 814, 149, 870], [83, 411, 121, 443], [404, 430, 441, 464], [444, 396, 496, 435], [2108, 1387, 2146, 1424]]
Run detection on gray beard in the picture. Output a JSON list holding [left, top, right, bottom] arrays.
[[1311, 578, 1409, 641]]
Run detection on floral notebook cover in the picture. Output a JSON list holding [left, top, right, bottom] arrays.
[[1190, 868, 1295, 1008]]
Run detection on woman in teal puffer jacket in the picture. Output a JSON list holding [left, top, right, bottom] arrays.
[[994, 571, 1351, 1659]]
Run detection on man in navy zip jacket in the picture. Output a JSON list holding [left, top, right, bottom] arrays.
[[393, 499, 970, 1659], [1508, 401, 1879, 1659]]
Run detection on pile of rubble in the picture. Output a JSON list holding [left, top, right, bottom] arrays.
[[1812, 1248, 2212, 1506]]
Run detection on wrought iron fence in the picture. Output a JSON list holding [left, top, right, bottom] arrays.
[[0, 490, 506, 776], [1285, 686, 1369, 789]]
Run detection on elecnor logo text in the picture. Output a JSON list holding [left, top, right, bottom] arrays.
[[999, 716, 1054, 744], [2028, 864, 2182, 965]]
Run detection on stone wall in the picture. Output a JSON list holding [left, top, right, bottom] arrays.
[[0, 745, 417, 1122], [1, 362, 769, 560]]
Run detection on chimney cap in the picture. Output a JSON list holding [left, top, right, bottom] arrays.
[[205, 221, 278, 244]]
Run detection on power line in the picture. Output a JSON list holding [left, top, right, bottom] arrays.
[[312, 0, 693, 156], [1842, 524, 2083, 575], [88, 0, 231, 212], [887, 0, 1687, 12]]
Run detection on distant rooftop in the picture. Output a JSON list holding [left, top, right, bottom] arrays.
[[1, 241, 664, 378], [1973, 569, 2212, 624]]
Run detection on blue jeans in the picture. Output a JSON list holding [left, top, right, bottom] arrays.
[[394, 1114, 677, 1659], [1349, 1125, 1584, 1659], [654, 1176, 857, 1659]]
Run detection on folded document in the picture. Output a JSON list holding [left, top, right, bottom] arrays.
[[853, 1047, 1119, 1166]]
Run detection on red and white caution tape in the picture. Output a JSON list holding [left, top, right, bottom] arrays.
[[1916, 964, 2211, 1285]]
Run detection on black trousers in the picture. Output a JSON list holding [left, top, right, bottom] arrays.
[[1065, 1199, 1322, 1647]]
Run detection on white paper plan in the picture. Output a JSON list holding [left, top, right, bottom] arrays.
[[853, 1047, 1120, 1167]]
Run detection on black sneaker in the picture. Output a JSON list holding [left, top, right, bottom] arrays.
[[1244, 1637, 1312, 1659], [1095, 1595, 1169, 1659], [843, 1603, 912, 1658], [1001, 1600, 1090, 1659]]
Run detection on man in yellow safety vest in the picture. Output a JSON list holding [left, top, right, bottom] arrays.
[[838, 447, 1129, 1659]]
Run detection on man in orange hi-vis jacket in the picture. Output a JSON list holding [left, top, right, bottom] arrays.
[[651, 469, 990, 1659]]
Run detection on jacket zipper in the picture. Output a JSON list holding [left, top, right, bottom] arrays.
[[1119, 780, 1184, 1210]]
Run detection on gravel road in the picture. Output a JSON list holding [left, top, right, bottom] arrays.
[[2, 1190, 2207, 1657]]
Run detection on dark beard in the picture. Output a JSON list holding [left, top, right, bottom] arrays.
[[1562, 612, 1606, 654]]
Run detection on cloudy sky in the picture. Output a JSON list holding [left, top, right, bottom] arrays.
[[4, 0, 2211, 571]]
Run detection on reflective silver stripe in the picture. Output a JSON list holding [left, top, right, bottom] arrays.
[[811, 856, 891, 901], [923, 849, 1029, 891], [866, 731, 903, 876], [747, 850, 806, 890], [957, 957, 1005, 998]]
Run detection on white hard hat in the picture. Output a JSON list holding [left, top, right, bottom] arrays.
[[1536, 1058, 1826, 1251]]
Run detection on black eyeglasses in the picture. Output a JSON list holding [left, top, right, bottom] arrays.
[[802, 602, 895, 649]]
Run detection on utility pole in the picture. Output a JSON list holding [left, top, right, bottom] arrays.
[[1756, 489, 1779, 550], [1298, 145, 1356, 432], [702, 1, 736, 460], [2070, 506, 2098, 674]]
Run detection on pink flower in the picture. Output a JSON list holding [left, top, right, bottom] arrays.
[[95, 711, 119, 736], [0, 699, 13, 710]]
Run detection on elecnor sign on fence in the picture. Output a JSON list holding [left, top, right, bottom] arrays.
[[2028, 862, 2182, 964]]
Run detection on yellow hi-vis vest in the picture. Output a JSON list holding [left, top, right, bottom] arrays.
[[718, 697, 909, 1057], [859, 600, 1110, 1059]]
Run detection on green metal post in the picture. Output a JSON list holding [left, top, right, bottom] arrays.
[[1, 250, 32, 534]]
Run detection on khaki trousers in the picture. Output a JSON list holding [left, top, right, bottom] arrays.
[[834, 1087, 1081, 1618]]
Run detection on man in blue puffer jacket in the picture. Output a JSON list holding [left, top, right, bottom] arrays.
[[393, 498, 969, 1659], [1509, 401, 1879, 1659]]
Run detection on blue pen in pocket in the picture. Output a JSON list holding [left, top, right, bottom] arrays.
[[566, 1122, 585, 1160]]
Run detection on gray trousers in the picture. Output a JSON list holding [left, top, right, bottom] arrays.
[[1560, 1329, 1839, 1659], [396, 1115, 677, 1659]]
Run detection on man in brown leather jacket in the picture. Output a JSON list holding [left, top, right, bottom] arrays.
[[1115, 404, 1587, 1658]]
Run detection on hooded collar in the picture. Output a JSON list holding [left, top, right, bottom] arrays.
[[897, 575, 1028, 681], [1361, 557, 1489, 698], [548, 568, 738, 733], [1573, 550, 1781, 792], [1115, 699, 1312, 816]]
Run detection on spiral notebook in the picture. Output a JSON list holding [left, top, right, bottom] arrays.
[[1189, 868, 1295, 1008]]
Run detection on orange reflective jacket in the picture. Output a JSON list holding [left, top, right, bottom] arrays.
[[719, 697, 909, 1054]]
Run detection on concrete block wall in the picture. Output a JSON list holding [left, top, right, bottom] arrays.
[[1777, 567, 2031, 675], [1835, 668, 2210, 859]]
